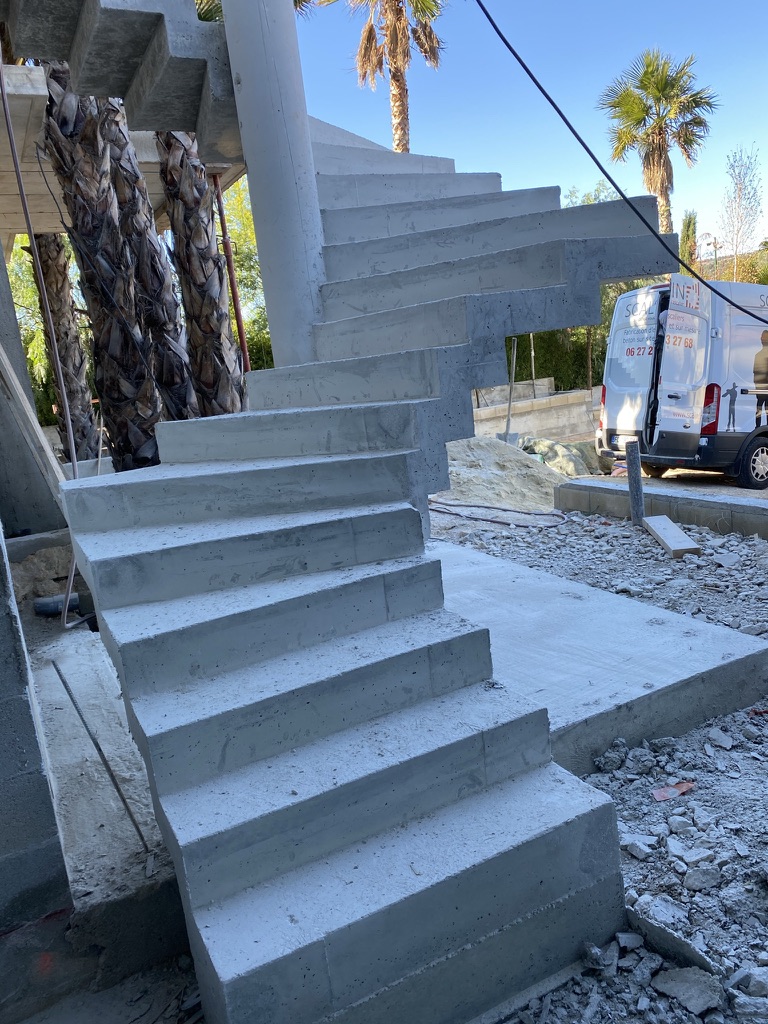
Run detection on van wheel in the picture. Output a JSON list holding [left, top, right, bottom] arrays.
[[738, 438, 768, 488], [641, 463, 666, 479]]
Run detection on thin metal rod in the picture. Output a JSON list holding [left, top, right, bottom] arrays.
[[212, 173, 251, 373], [51, 658, 150, 854], [504, 336, 517, 443]]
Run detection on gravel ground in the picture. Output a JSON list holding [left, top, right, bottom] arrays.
[[429, 489, 768, 1023]]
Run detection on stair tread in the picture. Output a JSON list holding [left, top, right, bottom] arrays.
[[76, 501, 416, 561], [161, 677, 538, 845], [63, 448, 418, 495], [132, 609, 484, 733], [194, 764, 611, 980], [103, 554, 439, 644]]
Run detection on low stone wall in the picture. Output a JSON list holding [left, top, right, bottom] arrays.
[[473, 385, 597, 443]]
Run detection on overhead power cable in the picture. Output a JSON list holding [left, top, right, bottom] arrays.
[[472, 0, 768, 328]]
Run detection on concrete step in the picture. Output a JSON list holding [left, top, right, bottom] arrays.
[[244, 349, 442, 411], [316, 172, 502, 210], [321, 186, 562, 245], [154, 402, 421, 463], [323, 196, 661, 281], [102, 556, 446, 697], [312, 142, 454, 176], [75, 502, 424, 610], [189, 764, 623, 1024], [320, 242, 566, 320], [61, 450, 419, 535], [131, 609, 494, 793], [162, 682, 552, 907]]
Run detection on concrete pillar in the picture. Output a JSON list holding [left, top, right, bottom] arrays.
[[221, 0, 325, 367], [0, 241, 65, 536]]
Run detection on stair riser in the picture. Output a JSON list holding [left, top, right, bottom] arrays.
[[316, 172, 501, 210], [83, 506, 424, 610], [321, 187, 562, 245], [109, 560, 445, 697], [244, 350, 441, 411], [140, 627, 494, 794], [320, 245, 563, 321], [155, 404, 418, 464], [197, 807, 623, 1024], [176, 708, 550, 908], [62, 454, 415, 534]]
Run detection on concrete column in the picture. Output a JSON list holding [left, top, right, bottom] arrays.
[[221, 0, 325, 367]]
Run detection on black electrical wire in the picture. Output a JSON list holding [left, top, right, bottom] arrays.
[[472, 0, 768, 329]]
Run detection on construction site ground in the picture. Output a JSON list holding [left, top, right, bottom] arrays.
[[12, 436, 768, 1024]]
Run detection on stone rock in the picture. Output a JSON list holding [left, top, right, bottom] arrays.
[[731, 994, 768, 1019], [616, 930, 644, 951], [669, 815, 694, 834], [650, 967, 723, 1014], [625, 841, 653, 861], [714, 552, 740, 568], [683, 847, 715, 867], [633, 893, 688, 931], [684, 866, 722, 891], [742, 967, 768, 997], [595, 738, 628, 772], [708, 727, 735, 750], [667, 836, 687, 860], [624, 748, 657, 774]]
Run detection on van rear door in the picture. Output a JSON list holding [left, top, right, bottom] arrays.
[[647, 275, 712, 459], [603, 287, 660, 446]]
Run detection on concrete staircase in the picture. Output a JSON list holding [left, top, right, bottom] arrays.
[[62, 394, 625, 1024]]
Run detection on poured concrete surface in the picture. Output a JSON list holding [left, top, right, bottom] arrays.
[[434, 540, 768, 777]]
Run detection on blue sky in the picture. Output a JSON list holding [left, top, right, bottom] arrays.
[[296, 0, 766, 260]]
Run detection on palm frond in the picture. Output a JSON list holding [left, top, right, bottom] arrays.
[[411, 18, 442, 69], [194, 0, 222, 22]]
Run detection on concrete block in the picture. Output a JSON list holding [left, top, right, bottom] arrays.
[[321, 187, 562, 246], [77, 502, 425, 609], [316, 172, 502, 211], [105, 556, 446, 697], [554, 482, 591, 514], [732, 508, 768, 540], [312, 142, 454, 176], [156, 402, 419, 463], [244, 349, 442, 410], [320, 242, 566, 321], [192, 766, 622, 1024], [134, 612, 494, 792], [323, 197, 660, 282], [62, 451, 417, 534], [672, 497, 733, 534]]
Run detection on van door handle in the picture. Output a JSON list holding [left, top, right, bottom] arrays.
[[667, 393, 682, 400]]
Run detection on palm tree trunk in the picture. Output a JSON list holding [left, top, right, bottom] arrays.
[[657, 188, 673, 236], [42, 62, 163, 471], [156, 131, 244, 415], [389, 66, 410, 153], [32, 233, 101, 461], [103, 101, 199, 423]]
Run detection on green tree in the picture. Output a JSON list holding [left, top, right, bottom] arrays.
[[720, 145, 762, 282], [679, 210, 697, 274], [303, 0, 443, 153], [598, 50, 717, 235], [562, 179, 619, 207]]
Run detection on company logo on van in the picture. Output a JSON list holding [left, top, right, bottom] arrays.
[[623, 299, 654, 317], [671, 278, 701, 311], [759, 294, 768, 307]]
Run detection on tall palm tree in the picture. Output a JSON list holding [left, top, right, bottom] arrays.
[[31, 233, 101, 461], [195, 0, 442, 154], [156, 130, 244, 415], [598, 50, 717, 235], [312, 0, 443, 153], [43, 62, 165, 470]]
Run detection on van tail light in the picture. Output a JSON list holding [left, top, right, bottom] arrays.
[[599, 385, 606, 430], [701, 383, 721, 436]]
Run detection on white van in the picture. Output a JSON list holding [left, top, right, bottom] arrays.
[[596, 273, 768, 488]]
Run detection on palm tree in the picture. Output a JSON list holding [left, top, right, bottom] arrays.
[[31, 233, 101, 461], [312, 0, 443, 153], [598, 50, 717, 235], [43, 62, 165, 470], [196, 0, 443, 154], [156, 130, 244, 415]]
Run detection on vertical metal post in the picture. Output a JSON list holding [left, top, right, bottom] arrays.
[[212, 173, 251, 373], [625, 439, 645, 525], [529, 333, 537, 399], [504, 337, 518, 443]]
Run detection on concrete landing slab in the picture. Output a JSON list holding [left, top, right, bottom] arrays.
[[432, 540, 768, 776], [556, 476, 768, 539]]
